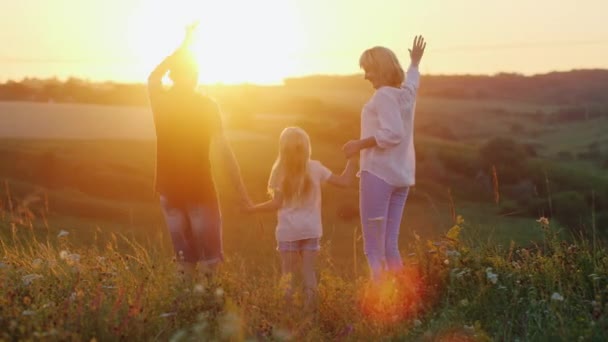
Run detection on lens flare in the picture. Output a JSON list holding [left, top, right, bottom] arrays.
[[358, 265, 424, 324]]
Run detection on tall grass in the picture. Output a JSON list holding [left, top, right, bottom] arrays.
[[2, 202, 608, 341]]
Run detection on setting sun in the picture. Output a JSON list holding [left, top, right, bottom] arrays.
[[127, 0, 305, 85]]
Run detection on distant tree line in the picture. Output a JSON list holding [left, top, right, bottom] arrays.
[[1, 69, 608, 107]]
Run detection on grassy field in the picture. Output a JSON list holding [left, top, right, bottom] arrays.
[[2, 208, 608, 340], [1, 88, 607, 339]]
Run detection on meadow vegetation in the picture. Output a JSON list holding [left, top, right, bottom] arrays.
[[1, 70, 608, 339]]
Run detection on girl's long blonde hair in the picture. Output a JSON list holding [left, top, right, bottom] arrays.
[[268, 127, 313, 206]]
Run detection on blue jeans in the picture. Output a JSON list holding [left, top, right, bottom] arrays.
[[277, 238, 321, 252], [159, 195, 223, 265], [360, 171, 409, 281]]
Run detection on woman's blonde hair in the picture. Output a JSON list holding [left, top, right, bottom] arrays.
[[359, 46, 405, 87], [268, 127, 313, 206]]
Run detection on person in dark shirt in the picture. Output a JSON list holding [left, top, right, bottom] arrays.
[[148, 25, 250, 276]]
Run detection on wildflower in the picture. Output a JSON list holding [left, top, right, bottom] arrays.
[[463, 324, 475, 333], [59, 250, 70, 260], [460, 299, 469, 307], [444, 259, 449, 265], [194, 284, 205, 294], [215, 288, 224, 297], [414, 319, 422, 327], [551, 292, 564, 301], [456, 215, 465, 225], [57, 230, 69, 238], [22, 310, 36, 316], [485, 268, 498, 284], [536, 217, 549, 225], [22, 274, 43, 285]]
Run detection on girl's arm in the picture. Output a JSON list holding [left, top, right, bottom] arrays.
[[247, 191, 283, 213], [326, 159, 358, 188]]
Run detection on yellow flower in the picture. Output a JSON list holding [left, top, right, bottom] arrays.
[[456, 215, 465, 225]]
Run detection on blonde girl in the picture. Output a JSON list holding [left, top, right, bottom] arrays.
[[247, 126, 356, 307]]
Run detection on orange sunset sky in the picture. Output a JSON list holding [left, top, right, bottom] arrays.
[[1, 0, 607, 85]]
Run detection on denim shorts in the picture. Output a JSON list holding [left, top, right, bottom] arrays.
[[160, 195, 223, 265], [277, 238, 321, 252]]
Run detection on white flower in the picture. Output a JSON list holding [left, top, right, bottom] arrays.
[[460, 299, 469, 306], [57, 230, 69, 238], [22, 274, 43, 285], [551, 292, 564, 301], [486, 268, 498, 284], [194, 284, 205, 294], [536, 217, 549, 225], [443, 259, 450, 265], [463, 325, 475, 332], [59, 251, 80, 265], [215, 288, 224, 297]]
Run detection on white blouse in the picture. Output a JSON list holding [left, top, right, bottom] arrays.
[[359, 65, 420, 187]]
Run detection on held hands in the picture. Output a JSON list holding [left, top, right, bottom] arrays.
[[239, 190, 254, 213], [342, 140, 362, 158], [409, 35, 426, 67]]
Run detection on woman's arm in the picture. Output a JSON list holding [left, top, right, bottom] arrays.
[[342, 91, 404, 158], [326, 159, 358, 187]]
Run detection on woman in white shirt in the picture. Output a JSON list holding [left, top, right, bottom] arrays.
[[343, 36, 426, 282]]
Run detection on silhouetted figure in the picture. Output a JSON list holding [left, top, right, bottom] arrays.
[[148, 25, 250, 276]]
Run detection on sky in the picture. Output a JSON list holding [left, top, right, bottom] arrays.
[[1, 0, 607, 84]]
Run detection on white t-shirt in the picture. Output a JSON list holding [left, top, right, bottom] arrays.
[[268, 160, 332, 242], [360, 65, 420, 187]]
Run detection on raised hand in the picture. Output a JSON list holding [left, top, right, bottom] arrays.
[[409, 35, 426, 67], [182, 21, 199, 49]]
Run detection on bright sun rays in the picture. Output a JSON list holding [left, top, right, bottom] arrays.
[[128, 0, 305, 85]]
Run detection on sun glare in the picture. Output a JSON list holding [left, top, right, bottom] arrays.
[[129, 0, 305, 85]]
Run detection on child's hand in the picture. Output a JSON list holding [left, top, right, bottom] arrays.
[[240, 198, 255, 214]]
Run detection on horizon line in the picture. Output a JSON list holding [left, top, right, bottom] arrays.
[[3, 67, 608, 87]]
